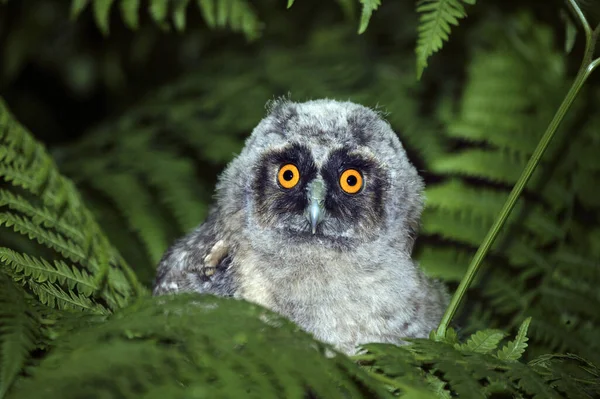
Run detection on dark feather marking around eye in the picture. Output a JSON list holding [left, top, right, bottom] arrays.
[[321, 147, 388, 228], [253, 143, 317, 224]]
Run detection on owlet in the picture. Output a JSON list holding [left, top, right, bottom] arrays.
[[153, 99, 449, 354]]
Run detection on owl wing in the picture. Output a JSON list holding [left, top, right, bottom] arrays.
[[152, 210, 237, 296]]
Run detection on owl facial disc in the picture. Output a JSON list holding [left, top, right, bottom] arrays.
[[305, 178, 326, 234]]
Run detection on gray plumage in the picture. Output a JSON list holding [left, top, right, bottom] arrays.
[[153, 98, 449, 354]]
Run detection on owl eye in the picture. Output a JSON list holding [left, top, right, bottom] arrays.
[[278, 164, 300, 189], [339, 169, 363, 194]]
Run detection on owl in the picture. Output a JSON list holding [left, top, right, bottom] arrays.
[[153, 98, 449, 354]]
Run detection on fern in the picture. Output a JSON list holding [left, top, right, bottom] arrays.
[[70, 0, 262, 38], [358, 320, 600, 398], [9, 294, 391, 398], [358, 0, 381, 34], [417, 11, 600, 366], [415, 0, 475, 78], [456, 328, 505, 354], [498, 317, 531, 361], [0, 99, 147, 311], [0, 274, 39, 398]]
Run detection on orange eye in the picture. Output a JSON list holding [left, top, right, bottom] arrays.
[[339, 169, 363, 194], [278, 164, 300, 189]]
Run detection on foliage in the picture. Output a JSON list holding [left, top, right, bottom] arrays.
[[419, 10, 600, 367], [69, 0, 263, 39], [359, 318, 600, 398], [0, 99, 146, 312], [0, 0, 599, 397], [9, 293, 391, 399], [415, 0, 475, 78]]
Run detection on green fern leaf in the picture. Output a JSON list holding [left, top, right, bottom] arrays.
[[416, 246, 471, 281], [0, 274, 39, 399], [197, 0, 216, 27], [424, 374, 451, 398], [415, 0, 476, 78], [29, 282, 100, 313], [119, 0, 140, 29], [437, 358, 486, 398], [456, 329, 506, 354], [507, 361, 562, 399], [528, 353, 600, 398], [0, 98, 146, 310], [172, 0, 191, 31], [430, 149, 525, 183], [0, 190, 85, 244], [424, 180, 563, 244], [89, 174, 170, 264], [0, 213, 88, 265], [70, 0, 90, 19], [497, 317, 531, 361], [149, 0, 168, 26], [93, 0, 116, 35], [70, 0, 262, 39], [358, 0, 381, 34], [0, 248, 98, 297], [9, 294, 389, 398]]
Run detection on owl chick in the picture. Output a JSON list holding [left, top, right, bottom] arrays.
[[153, 98, 449, 354]]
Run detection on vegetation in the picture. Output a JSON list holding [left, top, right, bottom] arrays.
[[0, 0, 599, 397]]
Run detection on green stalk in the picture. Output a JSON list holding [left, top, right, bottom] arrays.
[[434, 0, 600, 340]]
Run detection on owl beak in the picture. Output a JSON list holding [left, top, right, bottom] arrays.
[[306, 179, 326, 234]]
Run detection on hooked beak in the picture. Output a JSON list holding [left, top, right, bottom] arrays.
[[305, 179, 326, 234]]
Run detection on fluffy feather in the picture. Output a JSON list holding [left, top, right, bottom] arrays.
[[153, 99, 449, 354]]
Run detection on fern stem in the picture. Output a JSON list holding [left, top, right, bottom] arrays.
[[435, 0, 600, 339]]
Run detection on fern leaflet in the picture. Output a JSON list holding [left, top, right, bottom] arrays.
[[71, 0, 262, 38], [456, 329, 506, 354], [497, 317, 531, 361], [415, 0, 475, 78], [358, 0, 381, 34], [0, 274, 39, 399]]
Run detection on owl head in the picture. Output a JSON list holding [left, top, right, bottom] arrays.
[[216, 99, 424, 255]]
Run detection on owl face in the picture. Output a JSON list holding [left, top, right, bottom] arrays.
[[251, 141, 388, 246], [218, 99, 424, 253]]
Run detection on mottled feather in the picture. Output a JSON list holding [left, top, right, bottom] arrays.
[[153, 98, 449, 354]]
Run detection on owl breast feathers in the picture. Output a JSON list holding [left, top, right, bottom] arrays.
[[153, 98, 449, 354]]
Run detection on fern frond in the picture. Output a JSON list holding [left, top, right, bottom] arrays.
[[0, 248, 99, 298], [431, 149, 525, 184], [362, 336, 590, 398], [358, 0, 381, 34], [90, 174, 170, 265], [456, 329, 506, 354], [415, 0, 475, 78], [0, 274, 39, 399], [0, 212, 88, 266], [0, 190, 85, 244], [415, 246, 472, 281], [507, 361, 563, 399], [28, 282, 100, 313], [71, 0, 262, 39], [497, 317, 531, 361], [0, 98, 146, 311], [529, 353, 600, 398], [9, 294, 389, 398], [425, 180, 563, 244]]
